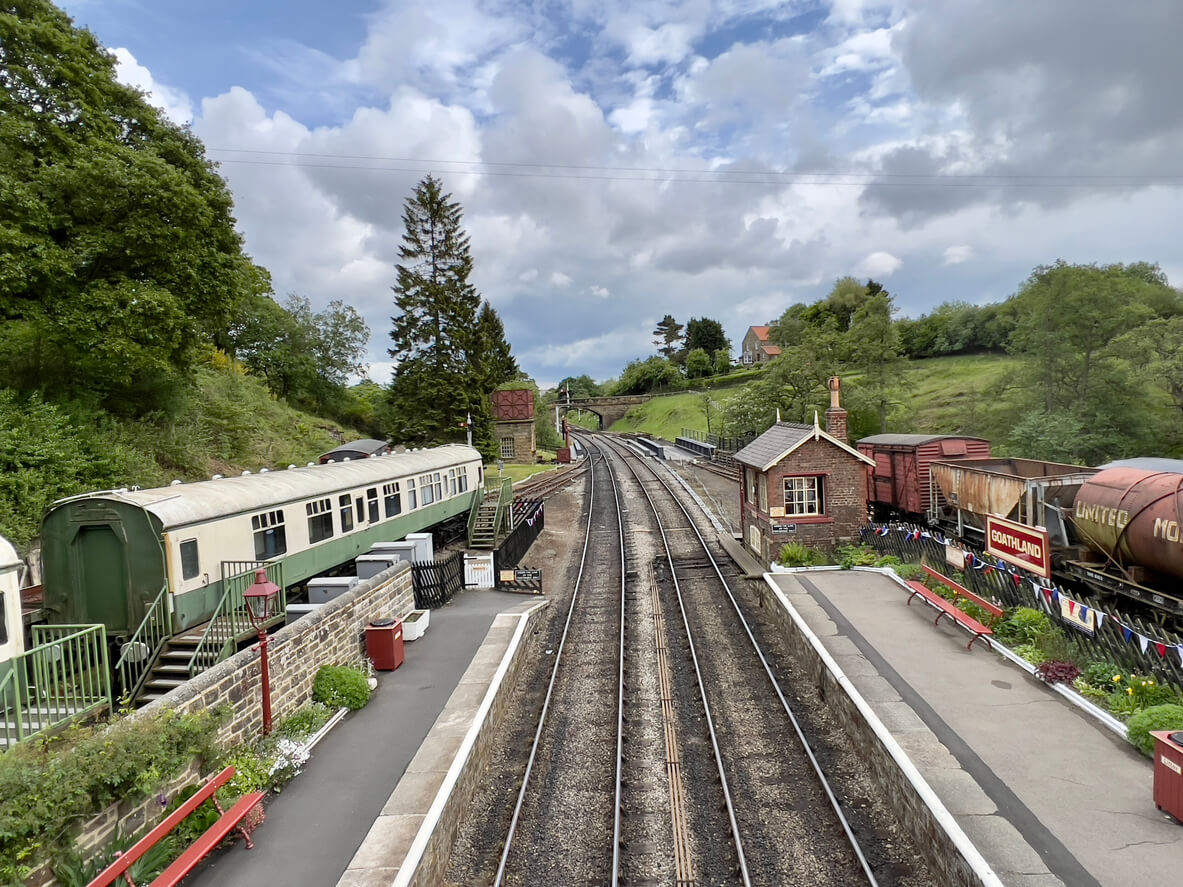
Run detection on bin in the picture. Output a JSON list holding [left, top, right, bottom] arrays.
[[365, 619, 404, 671], [1151, 731, 1183, 823]]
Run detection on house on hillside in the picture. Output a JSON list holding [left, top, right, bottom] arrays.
[[733, 378, 872, 563], [741, 325, 782, 364]]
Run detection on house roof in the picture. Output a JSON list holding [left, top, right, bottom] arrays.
[[749, 325, 772, 341], [761, 344, 782, 356], [734, 420, 875, 472]]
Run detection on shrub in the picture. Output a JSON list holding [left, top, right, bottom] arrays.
[[276, 702, 333, 741], [1073, 677, 1110, 703], [1126, 704, 1183, 757], [1082, 661, 1124, 690], [838, 545, 878, 569], [313, 665, 371, 710], [873, 554, 901, 567], [777, 542, 827, 568], [1013, 643, 1046, 665], [995, 608, 1051, 645], [1035, 660, 1082, 684], [891, 563, 925, 581]]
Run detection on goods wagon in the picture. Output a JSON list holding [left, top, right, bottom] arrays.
[[41, 445, 482, 642], [856, 434, 991, 520]]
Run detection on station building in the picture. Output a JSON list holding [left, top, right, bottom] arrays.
[[733, 378, 872, 563]]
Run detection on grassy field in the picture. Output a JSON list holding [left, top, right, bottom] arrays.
[[610, 353, 1024, 443], [486, 464, 556, 485]]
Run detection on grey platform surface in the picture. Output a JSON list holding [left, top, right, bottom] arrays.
[[769, 570, 1182, 887], [185, 589, 532, 887]]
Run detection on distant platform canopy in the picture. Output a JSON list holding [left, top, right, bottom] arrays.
[[319, 439, 392, 463]]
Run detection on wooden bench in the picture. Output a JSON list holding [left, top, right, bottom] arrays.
[[905, 580, 993, 650], [921, 564, 1005, 618], [88, 766, 264, 887]]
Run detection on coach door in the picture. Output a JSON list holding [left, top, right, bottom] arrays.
[[74, 524, 132, 636]]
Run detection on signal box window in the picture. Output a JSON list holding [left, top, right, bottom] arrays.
[[180, 539, 200, 580], [251, 510, 288, 559], [783, 476, 824, 517], [383, 482, 402, 517], [339, 494, 354, 532], [500, 437, 515, 459], [307, 498, 333, 543]]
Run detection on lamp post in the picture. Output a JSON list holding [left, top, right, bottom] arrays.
[[244, 568, 281, 736]]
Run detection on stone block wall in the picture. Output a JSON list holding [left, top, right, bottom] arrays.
[[494, 419, 536, 463], [758, 577, 988, 887]]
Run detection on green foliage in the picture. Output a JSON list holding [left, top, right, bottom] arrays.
[[54, 830, 178, 887], [776, 542, 828, 567], [610, 356, 683, 395], [837, 544, 878, 569], [890, 562, 925, 581], [684, 317, 729, 358], [1082, 661, 1125, 690], [652, 314, 684, 360], [713, 349, 732, 376], [1126, 705, 1183, 757], [276, 702, 334, 740], [1034, 624, 1079, 664], [1034, 660, 1082, 684], [1073, 677, 1111, 703], [994, 607, 1051, 645], [1013, 643, 1047, 665], [684, 348, 712, 378], [313, 665, 372, 710], [0, 708, 222, 879]]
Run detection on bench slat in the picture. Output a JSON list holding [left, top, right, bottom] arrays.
[[921, 564, 1005, 618], [88, 767, 237, 887], [150, 792, 265, 887], [905, 581, 993, 650]]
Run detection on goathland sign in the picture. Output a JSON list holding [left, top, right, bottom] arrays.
[[986, 515, 1050, 578]]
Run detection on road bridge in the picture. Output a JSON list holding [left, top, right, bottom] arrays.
[[559, 395, 651, 429]]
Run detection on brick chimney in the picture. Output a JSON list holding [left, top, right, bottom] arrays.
[[825, 376, 847, 443]]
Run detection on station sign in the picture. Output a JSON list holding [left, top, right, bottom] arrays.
[[985, 515, 1050, 578], [771, 523, 797, 535]]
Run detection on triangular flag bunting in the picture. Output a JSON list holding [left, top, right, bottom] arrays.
[[1139, 634, 1150, 654], [1096, 612, 1106, 628], [1155, 642, 1167, 658], [1122, 625, 1133, 642], [1068, 600, 1076, 615]]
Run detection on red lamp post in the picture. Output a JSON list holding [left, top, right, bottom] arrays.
[[244, 569, 281, 736]]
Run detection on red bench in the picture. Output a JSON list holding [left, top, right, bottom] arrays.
[[921, 564, 1005, 618], [88, 766, 263, 887], [905, 580, 994, 650]]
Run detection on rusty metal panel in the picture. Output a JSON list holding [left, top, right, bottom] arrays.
[[1075, 467, 1183, 578], [491, 388, 535, 421]]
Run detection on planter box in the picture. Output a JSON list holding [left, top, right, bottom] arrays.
[[403, 609, 430, 641]]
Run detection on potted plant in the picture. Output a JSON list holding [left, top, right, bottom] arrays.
[[403, 609, 429, 641]]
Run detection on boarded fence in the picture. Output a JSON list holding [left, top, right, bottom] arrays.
[[863, 524, 1183, 688]]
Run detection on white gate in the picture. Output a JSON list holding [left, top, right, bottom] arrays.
[[463, 552, 495, 588]]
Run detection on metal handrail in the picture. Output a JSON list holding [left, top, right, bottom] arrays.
[[187, 563, 284, 678], [492, 476, 514, 537], [2, 625, 111, 749], [114, 583, 171, 704]]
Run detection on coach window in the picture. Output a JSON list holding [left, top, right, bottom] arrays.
[[355, 496, 364, 525], [783, 476, 824, 517], [180, 539, 200, 580], [339, 494, 354, 532], [307, 498, 333, 543], [458, 468, 468, 493], [367, 488, 379, 523], [407, 479, 417, 510], [420, 473, 435, 506], [383, 482, 401, 517], [434, 472, 443, 501], [0, 593, 6, 645], [251, 510, 288, 559]]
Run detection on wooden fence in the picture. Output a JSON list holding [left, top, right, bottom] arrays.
[[411, 551, 465, 609]]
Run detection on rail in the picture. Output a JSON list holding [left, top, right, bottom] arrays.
[[187, 562, 285, 677], [1, 624, 111, 749], [115, 583, 171, 703]]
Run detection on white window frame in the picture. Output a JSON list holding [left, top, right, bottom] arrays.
[[783, 476, 824, 517]]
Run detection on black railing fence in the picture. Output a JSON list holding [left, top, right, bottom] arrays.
[[863, 524, 1183, 688], [495, 500, 544, 572], [411, 551, 465, 609], [680, 427, 756, 453]]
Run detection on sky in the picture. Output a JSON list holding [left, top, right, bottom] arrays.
[[59, 0, 1183, 388]]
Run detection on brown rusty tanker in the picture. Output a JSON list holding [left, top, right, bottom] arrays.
[[1072, 464, 1183, 580]]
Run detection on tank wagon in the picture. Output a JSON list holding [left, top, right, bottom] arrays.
[[41, 444, 482, 643]]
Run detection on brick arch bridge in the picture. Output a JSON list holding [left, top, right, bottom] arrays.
[[560, 395, 651, 428]]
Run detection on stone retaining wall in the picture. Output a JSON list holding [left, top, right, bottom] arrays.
[[759, 575, 994, 887]]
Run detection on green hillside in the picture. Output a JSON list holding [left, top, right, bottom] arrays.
[[610, 353, 1023, 444]]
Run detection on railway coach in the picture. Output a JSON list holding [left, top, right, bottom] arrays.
[[40, 445, 482, 642]]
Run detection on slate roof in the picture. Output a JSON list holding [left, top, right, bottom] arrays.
[[733, 421, 874, 471]]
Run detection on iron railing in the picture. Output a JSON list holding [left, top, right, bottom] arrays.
[[1, 624, 111, 749], [495, 500, 545, 572], [114, 583, 171, 703], [187, 562, 285, 677]]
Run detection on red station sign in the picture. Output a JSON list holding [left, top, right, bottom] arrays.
[[985, 515, 1050, 578]]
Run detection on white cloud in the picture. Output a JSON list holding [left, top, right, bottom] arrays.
[[855, 251, 902, 277], [112, 48, 193, 123], [518, 269, 539, 282], [589, 285, 611, 298], [550, 271, 573, 287], [943, 244, 973, 264]]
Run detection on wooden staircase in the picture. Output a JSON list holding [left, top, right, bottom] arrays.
[[137, 627, 206, 706], [469, 494, 500, 549]]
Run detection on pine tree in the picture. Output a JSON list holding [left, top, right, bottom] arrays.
[[652, 314, 684, 360], [388, 176, 482, 446]]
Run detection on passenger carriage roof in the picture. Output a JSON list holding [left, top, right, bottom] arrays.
[[1098, 457, 1183, 474], [856, 434, 989, 446], [50, 445, 481, 530]]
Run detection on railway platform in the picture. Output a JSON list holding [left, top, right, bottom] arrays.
[[181, 588, 537, 887], [766, 568, 1182, 887]]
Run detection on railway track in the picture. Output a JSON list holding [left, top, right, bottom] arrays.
[[510, 460, 588, 500]]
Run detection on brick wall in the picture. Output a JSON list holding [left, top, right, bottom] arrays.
[[759, 577, 990, 887], [27, 565, 416, 884], [742, 437, 868, 562]]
